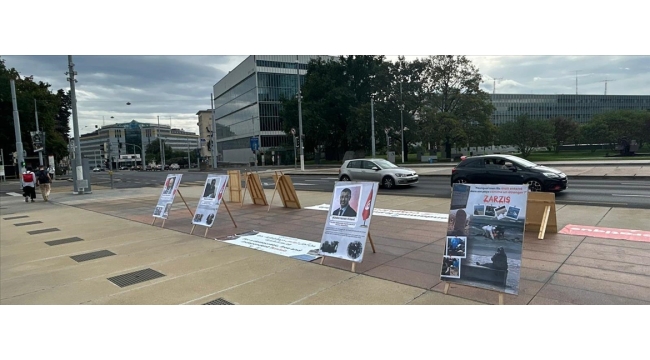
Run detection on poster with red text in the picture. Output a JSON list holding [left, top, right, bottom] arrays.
[[319, 181, 378, 263], [192, 174, 229, 227], [441, 184, 528, 295]]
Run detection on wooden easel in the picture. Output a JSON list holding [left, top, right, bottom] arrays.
[[241, 172, 268, 207], [525, 192, 558, 240], [268, 171, 301, 211], [443, 282, 505, 305], [151, 189, 193, 229], [319, 232, 376, 273], [227, 170, 242, 203]]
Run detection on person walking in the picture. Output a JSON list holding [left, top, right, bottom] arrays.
[[36, 165, 52, 201], [21, 166, 37, 203]]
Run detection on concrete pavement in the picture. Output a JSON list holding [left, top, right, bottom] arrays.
[[2, 181, 650, 305]]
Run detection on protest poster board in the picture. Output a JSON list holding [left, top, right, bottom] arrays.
[[318, 181, 378, 264], [441, 184, 528, 295], [192, 174, 229, 228], [152, 174, 183, 219]]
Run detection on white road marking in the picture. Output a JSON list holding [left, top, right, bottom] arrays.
[[619, 183, 650, 186], [611, 194, 650, 198], [6, 192, 22, 197]]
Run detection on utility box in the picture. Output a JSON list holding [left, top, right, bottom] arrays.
[[387, 151, 396, 163]]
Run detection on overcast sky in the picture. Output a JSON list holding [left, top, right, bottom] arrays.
[[3, 55, 649, 136]]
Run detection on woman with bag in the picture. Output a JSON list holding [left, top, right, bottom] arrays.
[[21, 167, 37, 202]]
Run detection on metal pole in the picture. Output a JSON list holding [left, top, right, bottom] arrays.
[[187, 142, 191, 170], [211, 93, 217, 169], [68, 56, 84, 185], [11, 80, 25, 176], [296, 56, 304, 171], [371, 97, 376, 157], [34, 99, 44, 166], [400, 82, 404, 164], [157, 115, 163, 167]]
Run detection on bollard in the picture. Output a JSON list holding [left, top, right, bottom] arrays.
[[109, 170, 114, 189]]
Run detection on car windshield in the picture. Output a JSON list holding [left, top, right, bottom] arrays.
[[374, 159, 398, 169]]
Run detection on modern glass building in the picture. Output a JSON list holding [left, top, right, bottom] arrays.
[[77, 120, 198, 168], [212, 55, 336, 163], [490, 94, 650, 125]]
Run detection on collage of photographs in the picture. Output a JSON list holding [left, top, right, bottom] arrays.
[[192, 175, 228, 228], [319, 182, 377, 263], [152, 174, 183, 219], [440, 184, 529, 295]]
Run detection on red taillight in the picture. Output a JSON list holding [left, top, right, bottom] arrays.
[[452, 167, 457, 174], [338, 168, 341, 174]]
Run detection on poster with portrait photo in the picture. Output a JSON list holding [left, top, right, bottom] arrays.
[[192, 174, 229, 227], [319, 181, 378, 263], [153, 174, 183, 219], [440, 184, 529, 295]]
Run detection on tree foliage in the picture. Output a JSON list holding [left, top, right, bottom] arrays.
[[590, 110, 650, 148], [0, 57, 71, 166], [145, 138, 174, 164], [498, 114, 553, 158], [550, 116, 580, 152]]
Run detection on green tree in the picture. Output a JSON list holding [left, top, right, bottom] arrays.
[[420, 55, 495, 158], [550, 116, 580, 152], [498, 114, 553, 158], [145, 138, 174, 164], [591, 109, 649, 148], [579, 119, 613, 151]]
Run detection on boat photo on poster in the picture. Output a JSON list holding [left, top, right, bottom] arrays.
[[441, 184, 529, 295]]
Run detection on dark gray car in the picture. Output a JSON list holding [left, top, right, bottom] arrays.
[[338, 158, 419, 189]]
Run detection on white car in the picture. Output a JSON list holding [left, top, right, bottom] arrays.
[[338, 158, 419, 189], [92, 167, 101, 172], [170, 163, 180, 170]]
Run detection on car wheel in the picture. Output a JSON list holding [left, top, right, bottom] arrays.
[[382, 176, 395, 189], [526, 179, 543, 192], [340, 175, 350, 181]]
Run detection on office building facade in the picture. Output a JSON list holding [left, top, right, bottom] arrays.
[[77, 120, 198, 168], [212, 55, 336, 163], [490, 94, 650, 125]]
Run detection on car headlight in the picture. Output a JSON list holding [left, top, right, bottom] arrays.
[[543, 172, 560, 178], [395, 173, 407, 178]]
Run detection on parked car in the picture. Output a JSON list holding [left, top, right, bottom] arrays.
[[169, 163, 180, 170], [450, 154, 568, 192], [145, 165, 153, 171], [338, 158, 419, 189], [131, 165, 142, 171], [119, 166, 130, 170], [92, 167, 101, 172]]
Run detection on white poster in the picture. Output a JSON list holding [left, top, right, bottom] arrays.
[[318, 181, 378, 263], [192, 174, 229, 227], [153, 174, 183, 219], [48, 155, 55, 169], [441, 184, 528, 295], [216, 230, 322, 262]]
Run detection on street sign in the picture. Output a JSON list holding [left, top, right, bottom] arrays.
[[290, 128, 296, 135], [250, 137, 259, 151], [384, 128, 390, 134]]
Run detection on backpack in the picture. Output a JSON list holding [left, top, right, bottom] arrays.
[[38, 171, 49, 183], [23, 172, 34, 183]]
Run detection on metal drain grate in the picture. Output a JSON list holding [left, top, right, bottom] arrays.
[[14, 221, 43, 226], [45, 237, 83, 246], [70, 250, 115, 263], [203, 298, 235, 305], [107, 268, 165, 288], [28, 228, 60, 235], [4, 215, 29, 220]]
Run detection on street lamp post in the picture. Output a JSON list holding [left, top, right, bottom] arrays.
[[400, 82, 404, 164], [34, 99, 44, 166], [371, 96, 376, 157], [296, 56, 304, 171], [67, 55, 84, 189]]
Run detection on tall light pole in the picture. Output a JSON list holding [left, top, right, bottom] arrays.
[[157, 115, 164, 166], [296, 56, 304, 171], [67, 55, 84, 184], [11, 80, 25, 175], [371, 96, 376, 157], [210, 93, 218, 169], [34, 99, 44, 166], [400, 82, 404, 164]]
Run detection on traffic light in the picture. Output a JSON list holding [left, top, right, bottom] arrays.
[[118, 141, 122, 149], [295, 136, 300, 148], [387, 137, 392, 146]]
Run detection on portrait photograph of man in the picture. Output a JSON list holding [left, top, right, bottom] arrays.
[[331, 186, 359, 218]]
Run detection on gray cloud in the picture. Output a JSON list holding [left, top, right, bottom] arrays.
[[4, 55, 648, 136]]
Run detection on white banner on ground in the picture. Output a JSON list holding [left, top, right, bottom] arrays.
[[192, 174, 229, 227], [318, 181, 378, 263], [216, 230, 321, 262], [153, 174, 183, 219], [305, 204, 449, 223]]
